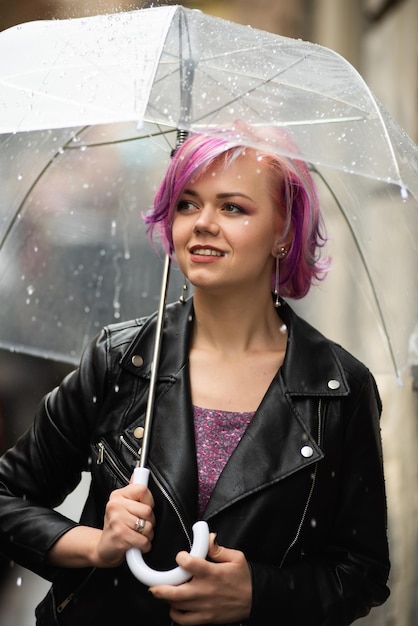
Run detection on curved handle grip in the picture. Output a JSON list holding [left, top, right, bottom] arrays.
[[126, 467, 210, 586]]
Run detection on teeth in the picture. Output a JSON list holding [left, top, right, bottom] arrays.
[[192, 248, 223, 257]]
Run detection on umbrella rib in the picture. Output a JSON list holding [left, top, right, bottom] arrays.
[[152, 42, 377, 125], [311, 166, 401, 382], [0, 128, 89, 253], [63, 125, 175, 150], [195, 67, 373, 127], [1, 124, 176, 257], [178, 8, 194, 125]]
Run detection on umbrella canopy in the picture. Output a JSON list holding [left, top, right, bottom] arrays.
[[0, 5, 417, 380]]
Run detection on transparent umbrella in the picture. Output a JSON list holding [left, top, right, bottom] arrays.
[[0, 4, 417, 585], [0, 4, 417, 381]]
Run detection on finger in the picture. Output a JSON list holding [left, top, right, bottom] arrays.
[[207, 534, 240, 564], [124, 482, 155, 507], [128, 517, 154, 552]]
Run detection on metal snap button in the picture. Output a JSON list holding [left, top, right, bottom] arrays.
[[327, 379, 340, 390], [131, 355, 144, 367], [301, 445, 314, 458], [133, 426, 144, 439]]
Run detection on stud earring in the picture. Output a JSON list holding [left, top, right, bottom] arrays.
[[274, 247, 287, 308], [179, 276, 189, 303]]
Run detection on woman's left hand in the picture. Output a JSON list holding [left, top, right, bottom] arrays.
[[149, 533, 252, 625]]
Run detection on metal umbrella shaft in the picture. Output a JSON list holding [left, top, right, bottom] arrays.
[[127, 124, 210, 586], [138, 252, 171, 469]]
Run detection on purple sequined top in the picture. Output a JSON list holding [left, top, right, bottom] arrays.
[[193, 405, 255, 516]]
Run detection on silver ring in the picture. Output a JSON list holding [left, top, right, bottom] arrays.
[[134, 517, 146, 534]]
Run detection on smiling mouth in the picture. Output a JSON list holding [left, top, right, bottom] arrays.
[[191, 248, 225, 257]]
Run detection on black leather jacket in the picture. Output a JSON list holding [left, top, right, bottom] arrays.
[[0, 298, 390, 625]]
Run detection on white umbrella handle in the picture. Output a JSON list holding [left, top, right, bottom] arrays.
[[126, 466, 210, 586]]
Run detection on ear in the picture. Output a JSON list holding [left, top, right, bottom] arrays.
[[271, 241, 289, 258]]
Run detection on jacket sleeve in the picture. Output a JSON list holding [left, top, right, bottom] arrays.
[[247, 370, 390, 625], [0, 330, 109, 580]]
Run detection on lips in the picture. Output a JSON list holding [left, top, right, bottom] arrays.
[[189, 246, 225, 257]]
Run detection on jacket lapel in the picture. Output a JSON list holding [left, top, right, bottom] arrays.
[[205, 301, 350, 517], [121, 299, 200, 523]]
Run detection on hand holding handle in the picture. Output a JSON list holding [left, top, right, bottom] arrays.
[[126, 466, 210, 586]]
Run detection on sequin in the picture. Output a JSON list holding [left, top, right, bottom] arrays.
[[193, 406, 254, 516]]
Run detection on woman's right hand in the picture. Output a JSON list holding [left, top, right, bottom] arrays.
[[96, 482, 155, 567], [47, 482, 155, 569]]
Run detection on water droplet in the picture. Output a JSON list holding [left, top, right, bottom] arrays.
[[26, 285, 35, 296], [114, 385, 119, 393]]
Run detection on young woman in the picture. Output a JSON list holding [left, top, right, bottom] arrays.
[[0, 130, 390, 625]]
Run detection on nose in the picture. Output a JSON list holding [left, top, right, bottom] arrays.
[[193, 205, 220, 235]]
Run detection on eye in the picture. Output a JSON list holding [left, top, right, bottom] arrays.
[[222, 202, 245, 214], [176, 199, 197, 212]]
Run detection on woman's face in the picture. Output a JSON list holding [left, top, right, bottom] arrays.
[[172, 150, 286, 295]]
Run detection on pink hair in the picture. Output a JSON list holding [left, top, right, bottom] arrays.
[[144, 129, 330, 298]]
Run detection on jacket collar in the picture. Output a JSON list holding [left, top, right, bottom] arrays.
[[121, 297, 350, 399], [279, 299, 350, 397]]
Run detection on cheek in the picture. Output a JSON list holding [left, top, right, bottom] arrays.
[[171, 221, 189, 271], [171, 219, 185, 248], [234, 220, 276, 251]]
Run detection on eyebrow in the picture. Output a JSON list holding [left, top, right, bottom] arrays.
[[182, 189, 255, 202]]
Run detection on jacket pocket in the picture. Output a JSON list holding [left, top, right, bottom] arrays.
[[35, 569, 96, 625], [94, 439, 131, 486]]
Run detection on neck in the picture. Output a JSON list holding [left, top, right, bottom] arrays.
[[191, 288, 286, 354]]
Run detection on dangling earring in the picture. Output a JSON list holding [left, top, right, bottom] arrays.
[[274, 247, 287, 308], [179, 276, 189, 303]]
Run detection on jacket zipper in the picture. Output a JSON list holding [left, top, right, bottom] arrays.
[[279, 399, 323, 567], [96, 440, 130, 484], [120, 436, 194, 549], [57, 593, 74, 613], [58, 440, 192, 615], [56, 568, 97, 613], [119, 434, 141, 460], [98, 437, 194, 548], [119, 435, 193, 549]]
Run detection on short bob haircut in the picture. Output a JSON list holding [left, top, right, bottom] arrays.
[[144, 128, 330, 299]]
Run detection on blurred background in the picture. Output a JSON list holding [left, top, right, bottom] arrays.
[[0, 1, 417, 624]]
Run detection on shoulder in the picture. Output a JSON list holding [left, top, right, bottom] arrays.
[[89, 299, 192, 364], [103, 316, 149, 348]]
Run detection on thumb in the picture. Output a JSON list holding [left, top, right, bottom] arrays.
[[207, 533, 235, 563]]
